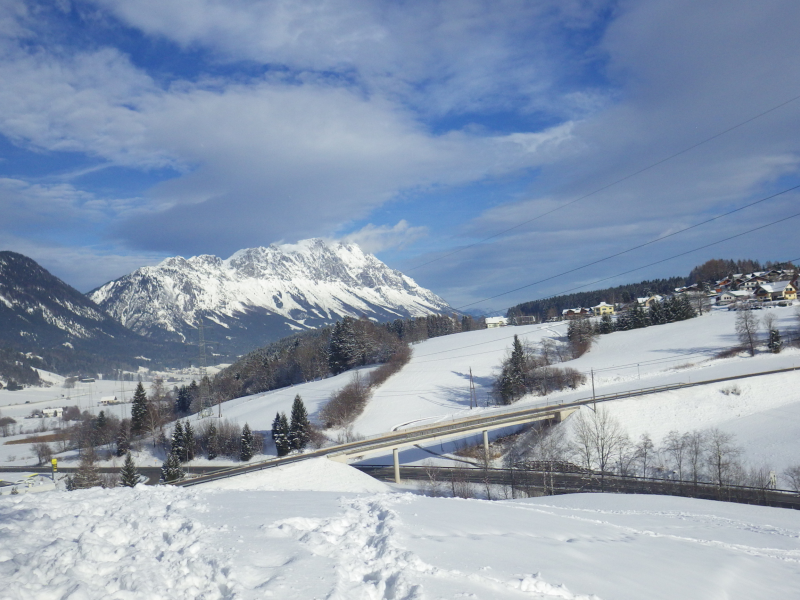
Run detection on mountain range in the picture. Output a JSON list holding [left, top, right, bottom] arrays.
[[89, 239, 452, 356], [0, 251, 186, 377]]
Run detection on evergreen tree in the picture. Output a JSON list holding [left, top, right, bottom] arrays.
[[676, 295, 696, 320], [289, 394, 311, 451], [631, 304, 649, 329], [663, 296, 678, 323], [161, 451, 185, 482], [507, 335, 526, 399], [95, 410, 107, 430], [768, 329, 783, 353], [328, 318, 358, 374], [274, 412, 291, 456], [175, 386, 192, 414], [120, 452, 139, 487], [648, 301, 666, 325], [115, 419, 130, 457], [171, 421, 186, 462], [240, 423, 255, 461], [130, 382, 148, 434], [183, 421, 195, 461], [72, 450, 102, 489], [598, 313, 615, 334], [206, 421, 219, 460], [271, 412, 282, 443]]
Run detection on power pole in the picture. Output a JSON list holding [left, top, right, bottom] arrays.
[[198, 317, 212, 418], [469, 367, 476, 409], [591, 368, 596, 411]]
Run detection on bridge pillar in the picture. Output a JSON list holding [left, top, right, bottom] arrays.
[[483, 430, 489, 459], [393, 448, 400, 484]]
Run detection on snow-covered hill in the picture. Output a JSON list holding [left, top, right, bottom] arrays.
[[89, 238, 452, 355], [0, 251, 184, 375]]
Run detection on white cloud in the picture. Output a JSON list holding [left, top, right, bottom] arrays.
[[342, 220, 427, 254]]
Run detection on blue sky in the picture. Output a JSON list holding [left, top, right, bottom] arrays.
[[1, 0, 799, 310]]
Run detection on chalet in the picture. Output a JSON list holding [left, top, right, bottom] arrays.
[[716, 290, 751, 305], [754, 281, 797, 302], [636, 295, 662, 308], [738, 275, 768, 291], [592, 302, 615, 315], [485, 317, 508, 328], [562, 308, 591, 320]]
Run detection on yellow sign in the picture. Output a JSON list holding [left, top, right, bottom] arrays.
[[51, 458, 58, 471]]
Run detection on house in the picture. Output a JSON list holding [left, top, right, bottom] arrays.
[[754, 281, 797, 302], [485, 317, 508, 328], [636, 295, 662, 308], [42, 407, 63, 418], [738, 275, 768, 291], [562, 308, 591, 320], [716, 290, 751, 305], [592, 302, 615, 315], [99, 396, 118, 406]]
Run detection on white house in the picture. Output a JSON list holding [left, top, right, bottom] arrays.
[[42, 407, 63, 418], [485, 317, 509, 328], [99, 396, 118, 406], [716, 290, 751, 305]]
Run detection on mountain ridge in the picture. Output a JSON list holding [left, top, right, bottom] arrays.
[[89, 238, 452, 355]]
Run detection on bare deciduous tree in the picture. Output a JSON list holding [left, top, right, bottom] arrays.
[[662, 430, 687, 480], [735, 309, 760, 356], [705, 428, 742, 487], [571, 407, 629, 490], [783, 465, 800, 492]]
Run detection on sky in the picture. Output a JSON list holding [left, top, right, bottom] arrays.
[[1, 0, 799, 311]]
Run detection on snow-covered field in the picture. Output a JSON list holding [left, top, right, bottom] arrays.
[[3, 304, 800, 474], [3, 480, 800, 599]]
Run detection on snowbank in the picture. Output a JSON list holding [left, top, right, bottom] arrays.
[[199, 456, 390, 493]]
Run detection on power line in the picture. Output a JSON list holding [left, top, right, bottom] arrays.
[[456, 210, 800, 310], [407, 91, 800, 273], [444, 181, 800, 311]]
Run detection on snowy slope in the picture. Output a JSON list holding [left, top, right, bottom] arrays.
[[89, 238, 452, 355], [4, 486, 800, 599]]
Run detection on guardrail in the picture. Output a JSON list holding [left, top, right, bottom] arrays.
[[172, 363, 800, 487], [356, 464, 800, 510]]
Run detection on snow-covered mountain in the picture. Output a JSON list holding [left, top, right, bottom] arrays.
[[89, 239, 452, 355], [0, 251, 183, 375]]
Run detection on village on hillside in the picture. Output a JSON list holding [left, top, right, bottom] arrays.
[[485, 267, 798, 327]]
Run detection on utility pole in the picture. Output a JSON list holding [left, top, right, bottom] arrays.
[[198, 317, 212, 418], [591, 368, 596, 411], [469, 367, 476, 409]]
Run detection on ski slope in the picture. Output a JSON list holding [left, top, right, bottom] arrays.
[[3, 483, 800, 600]]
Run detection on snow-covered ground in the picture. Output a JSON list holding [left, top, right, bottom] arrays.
[[3, 481, 800, 599], [3, 304, 799, 475]]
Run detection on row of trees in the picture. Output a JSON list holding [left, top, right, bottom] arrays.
[[494, 335, 586, 405], [214, 314, 480, 406], [271, 395, 313, 456], [506, 408, 799, 492]]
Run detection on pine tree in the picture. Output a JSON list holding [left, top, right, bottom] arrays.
[[768, 329, 783, 353], [206, 421, 219, 460], [183, 421, 195, 461], [289, 395, 311, 451], [328, 318, 358, 374], [599, 313, 615, 334], [161, 450, 185, 482], [506, 335, 526, 401], [72, 450, 102, 489], [648, 301, 666, 325], [676, 295, 696, 320], [171, 421, 186, 462], [274, 412, 291, 456], [130, 382, 148, 434], [240, 423, 255, 461], [175, 386, 192, 414], [115, 419, 130, 457], [120, 452, 139, 487], [631, 304, 649, 329]]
